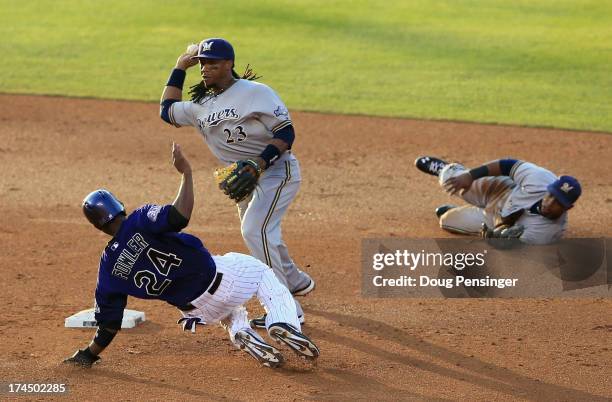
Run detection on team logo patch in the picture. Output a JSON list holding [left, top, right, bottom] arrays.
[[147, 205, 162, 222], [201, 41, 213, 52], [560, 182, 574, 193], [273, 106, 289, 118]]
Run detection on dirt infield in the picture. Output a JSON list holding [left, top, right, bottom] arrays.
[[1, 94, 611, 401]]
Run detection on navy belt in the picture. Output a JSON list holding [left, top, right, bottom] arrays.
[[177, 272, 223, 312]]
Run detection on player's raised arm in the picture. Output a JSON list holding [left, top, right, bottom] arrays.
[[160, 44, 199, 124], [171, 143, 194, 222]]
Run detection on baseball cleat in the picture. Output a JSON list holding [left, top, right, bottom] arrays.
[[415, 156, 448, 176], [292, 278, 316, 296], [435, 204, 456, 218], [250, 313, 305, 329], [268, 322, 320, 361], [234, 329, 284, 368]]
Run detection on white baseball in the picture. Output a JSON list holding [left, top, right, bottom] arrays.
[[186, 43, 199, 55]]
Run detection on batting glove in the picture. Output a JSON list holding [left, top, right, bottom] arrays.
[[63, 348, 100, 368]]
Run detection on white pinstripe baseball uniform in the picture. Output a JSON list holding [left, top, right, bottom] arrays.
[[180, 252, 300, 341], [167, 79, 311, 317]]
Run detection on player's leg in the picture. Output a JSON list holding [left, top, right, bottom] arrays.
[[256, 267, 300, 330], [185, 253, 262, 322], [437, 164, 515, 234], [438, 205, 490, 235], [256, 267, 320, 360], [238, 159, 311, 322], [222, 305, 284, 368], [278, 239, 314, 295], [187, 252, 285, 367], [416, 157, 517, 235], [239, 159, 311, 292]]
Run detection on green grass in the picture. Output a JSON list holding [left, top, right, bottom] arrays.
[[1, 0, 611, 132]]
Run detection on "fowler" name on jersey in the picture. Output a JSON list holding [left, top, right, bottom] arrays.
[[112, 233, 149, 280]]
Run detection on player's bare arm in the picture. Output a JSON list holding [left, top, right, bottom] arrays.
[[171, 142, 194, 221]]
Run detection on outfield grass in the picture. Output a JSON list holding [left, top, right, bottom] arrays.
[[0, 0, 610, 132]]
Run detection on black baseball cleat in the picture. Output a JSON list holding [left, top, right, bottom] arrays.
[[268, 323, 320, 361], [415, 156, 448, 176], [250, 313, 305, 329], [435, 204, 456, 218], [234, 329, 284, 368], [292, 278, 315, 296]]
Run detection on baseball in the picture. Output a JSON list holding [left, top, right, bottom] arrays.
[[186, 43, 199, 55]]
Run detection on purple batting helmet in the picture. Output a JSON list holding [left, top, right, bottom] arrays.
[[82, 189, 125, 229]]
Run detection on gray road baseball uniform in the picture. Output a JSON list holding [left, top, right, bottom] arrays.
[[438, 161, 567, 245], [168, 79, 311, 315]]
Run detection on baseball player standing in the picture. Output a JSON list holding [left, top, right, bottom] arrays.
[[415, 156, 582, 245], [63, 143, 319, 368], [159, 38, 314, 327]]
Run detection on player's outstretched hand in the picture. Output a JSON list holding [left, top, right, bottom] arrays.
[[63, 348, 100, 368], [172, 143, 192, 175], [443, 172, 473, 195]]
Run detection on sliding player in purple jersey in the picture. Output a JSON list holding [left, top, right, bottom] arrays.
[[64, 143, 318, 369]]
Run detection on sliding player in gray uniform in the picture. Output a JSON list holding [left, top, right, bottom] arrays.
[[159, 38, 314, 328], [415, 156, 581, 245], [64, 144, 318, 369]]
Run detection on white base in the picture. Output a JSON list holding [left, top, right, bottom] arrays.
[[64, 308, 145, 329]]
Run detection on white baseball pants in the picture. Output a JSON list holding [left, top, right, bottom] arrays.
[[181, 252, 301, 341]]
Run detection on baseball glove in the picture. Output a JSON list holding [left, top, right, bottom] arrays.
[[481, 223, 524, 249], [214, 159, 262, 202]]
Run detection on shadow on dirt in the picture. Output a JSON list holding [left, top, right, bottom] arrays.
[[88, 368, 239, 402], [308, 309, 608, 402]]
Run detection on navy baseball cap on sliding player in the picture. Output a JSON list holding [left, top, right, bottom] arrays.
[[82, 189, 125, 229], [547, 176, 581, 208], [192, 38, 235, 60]]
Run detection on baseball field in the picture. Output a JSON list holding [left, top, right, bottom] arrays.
[[1, 1, 611, 401]]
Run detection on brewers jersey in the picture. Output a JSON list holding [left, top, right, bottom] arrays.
[[168, 79, 295, 165], [501, 161, 567, 244]]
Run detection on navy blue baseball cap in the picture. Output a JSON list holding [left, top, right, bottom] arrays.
[[192, 38, 235, 60], [547, 175, 581, 208]]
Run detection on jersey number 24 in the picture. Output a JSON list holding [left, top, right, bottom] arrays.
[[134, 248, 182, 296]]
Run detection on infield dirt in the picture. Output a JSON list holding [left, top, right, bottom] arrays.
[[1, 95, 611, 401]]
